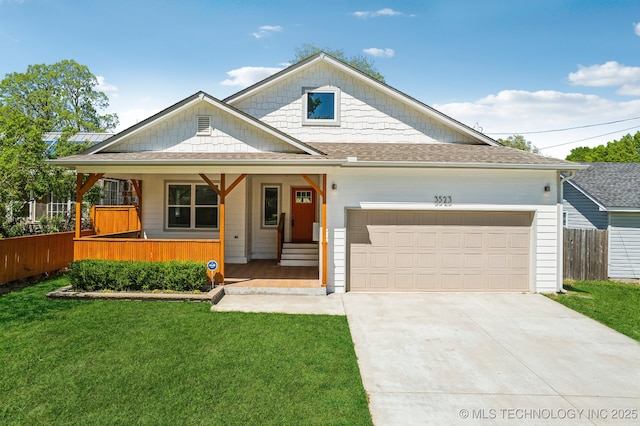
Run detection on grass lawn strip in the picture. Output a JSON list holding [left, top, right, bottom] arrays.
[[0, 276, 372, 425], [547, 280, 640, 342]]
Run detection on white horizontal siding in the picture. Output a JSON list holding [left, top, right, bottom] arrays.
[[609, 212, 640, 279]]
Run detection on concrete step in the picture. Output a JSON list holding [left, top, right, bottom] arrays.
[[281, 253, 317, 260], [282, 243, 318, 250], [280, 259, 318, 267], [281, 248, 318, 255]]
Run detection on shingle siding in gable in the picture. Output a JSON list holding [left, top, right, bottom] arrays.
[[105, 104, 300, 154], [562, 183, 608, 230], [608, 212, 640, 279], [232, 61, 476, 144]]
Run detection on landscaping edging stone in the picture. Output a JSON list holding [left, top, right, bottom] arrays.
[[47, 285, 225, 303]]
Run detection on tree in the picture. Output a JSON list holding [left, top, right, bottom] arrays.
[[565, 131, 640, 162], [0, 60, 117, 235], [291, 44, 385, 82], [497, 135, 540, 154]]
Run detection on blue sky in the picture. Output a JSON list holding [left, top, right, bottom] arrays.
[[2, 0, 640, 159]]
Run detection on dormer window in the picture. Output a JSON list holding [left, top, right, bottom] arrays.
[[302, 87, 340, 126], [197, 115, 212, 135]]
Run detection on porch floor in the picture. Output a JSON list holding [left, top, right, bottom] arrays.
[[223, 260, 321, 288]]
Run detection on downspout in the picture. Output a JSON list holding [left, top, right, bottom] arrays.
[[556, 170, 576, 293]]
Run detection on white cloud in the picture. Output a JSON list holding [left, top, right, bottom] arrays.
[[568, 61, 640, 88], [352, 8, 403, 18], [363, 47, 394, 58], [94, 76, 118, 93], [435, 89, 640, 159], [634, 22, 640, 36], [252, 25, 282, 39], [220, 66, 283, 87]]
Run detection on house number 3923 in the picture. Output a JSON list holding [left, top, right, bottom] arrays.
[[434, 195, 453, 206]]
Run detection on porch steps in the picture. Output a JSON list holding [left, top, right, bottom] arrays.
[[280, 243, 319, 267]]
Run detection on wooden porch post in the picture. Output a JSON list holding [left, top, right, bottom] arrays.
[[219, 173, 225, 282], [322, 174, 327, 286], [75, 173, 83, 239], [75, 173, 104, 238], [199, 173, 247, 284], [301, 174, 328, 286]]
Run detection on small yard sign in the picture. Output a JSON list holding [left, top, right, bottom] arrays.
[[207, 260, 218, 271]]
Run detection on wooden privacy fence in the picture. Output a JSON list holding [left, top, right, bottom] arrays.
[[90, 205, 140, 235], [563, 228, 608, 281], [0, 230, 93, 284]]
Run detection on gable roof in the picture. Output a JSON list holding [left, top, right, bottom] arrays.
[[224, 52, 500, 147], [566, 162, 640, 209], [82, 91, 323, 156]]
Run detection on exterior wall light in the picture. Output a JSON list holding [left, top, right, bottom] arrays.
[[544, 185, 551, 192]]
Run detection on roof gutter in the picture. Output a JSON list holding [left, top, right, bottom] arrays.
[[49, 158, 346, 168], [338, 160, 587, 170]]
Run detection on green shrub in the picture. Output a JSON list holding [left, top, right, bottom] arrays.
[[69, 260, 208, 292]]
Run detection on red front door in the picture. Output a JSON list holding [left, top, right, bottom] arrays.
[[291, 187, 316, 242]]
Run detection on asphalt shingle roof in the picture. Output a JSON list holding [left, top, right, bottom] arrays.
[[570, 162, 640, 208], [53, 142, 578, 169]]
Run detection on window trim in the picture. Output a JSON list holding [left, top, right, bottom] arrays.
[[302, 86, 341, 127], [165, 182, 219, 231], [562, 210, 569, 227], [261, 184, 281, 229]]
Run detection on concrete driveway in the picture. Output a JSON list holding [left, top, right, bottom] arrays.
[[343, 293, 640, 425]]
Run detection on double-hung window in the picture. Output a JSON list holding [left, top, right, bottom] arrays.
[[167, 183, 218, 229]]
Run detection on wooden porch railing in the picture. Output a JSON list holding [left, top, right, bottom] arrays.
[[74, 238, 221, 264], [277, 213, 285, 263], [90, 205, 140, 235]]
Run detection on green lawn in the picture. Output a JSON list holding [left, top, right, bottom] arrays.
[[547, 280, 640, 342], [0, 276, 372, 425]]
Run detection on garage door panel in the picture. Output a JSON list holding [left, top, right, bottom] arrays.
[[395, 274, 415, 289], [348, 210, 531, 293], [464, 253, 483, 268], [395, 253, 415, 268], [511, 233, 530, 248], [369, 230, 390, 246], [395, 232, 415, 247], [369, 252, 389, 268], [442, 233, 462, 248], [416, 253, 436, 268], [417, 232, 437, 248], [442, 274, 462, 290], [463, 275, 483, 290], [370, 273, 391, 289]]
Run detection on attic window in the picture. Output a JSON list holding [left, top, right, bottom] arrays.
[[302, 87, 340, 126], [197, 116, 211, 135]]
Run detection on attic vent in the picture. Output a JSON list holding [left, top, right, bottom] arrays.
[[197, 115, 211, 135]]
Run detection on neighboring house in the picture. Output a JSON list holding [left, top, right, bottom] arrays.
[[28, 132, 136, 221], [563, 162, 640, 279], [53, 53, 582, 293]]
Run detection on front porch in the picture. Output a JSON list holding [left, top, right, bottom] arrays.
[[225, 259, 320, 288], [72, 171, 329, 291]]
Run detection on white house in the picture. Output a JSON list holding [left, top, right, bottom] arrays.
[[53, 53, 583, 293]]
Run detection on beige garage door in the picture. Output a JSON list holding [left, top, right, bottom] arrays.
[[347, 210, 532, 292]]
